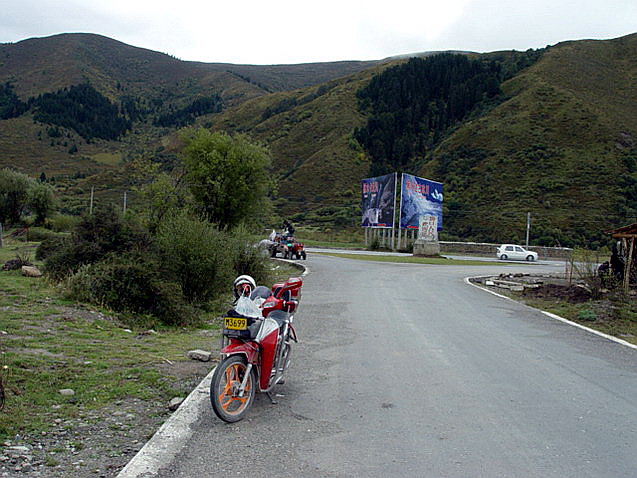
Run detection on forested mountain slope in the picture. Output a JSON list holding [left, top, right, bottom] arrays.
[[419, 33, 637, 246], [0, 33, 380, 210], [212, 34, 636, 246], [1, 32, 636, 246]]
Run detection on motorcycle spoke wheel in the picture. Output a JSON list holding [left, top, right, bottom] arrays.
[[210, 356, 255, 422]]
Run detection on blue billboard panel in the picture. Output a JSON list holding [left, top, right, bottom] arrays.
[[399, 173, 443, 230], [361, 173, 396, 228]]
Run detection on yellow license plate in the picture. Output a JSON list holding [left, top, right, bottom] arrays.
[[224, 317, 248, 330]]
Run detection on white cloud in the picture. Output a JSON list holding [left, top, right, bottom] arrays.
[[1, 0, 636, 63]]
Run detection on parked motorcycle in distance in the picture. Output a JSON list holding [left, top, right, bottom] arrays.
[[210, 276, 302, 422]]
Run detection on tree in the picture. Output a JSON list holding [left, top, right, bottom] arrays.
[[155, 211, 232, 303], [28, 182, 57, 225], [141, 172, 191, 233], [0, 82, 28, 119], [0, 169, 33, 224], [181, 129, 274, 228]]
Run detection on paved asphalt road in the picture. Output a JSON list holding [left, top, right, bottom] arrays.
[[152, 254, 636, 478]]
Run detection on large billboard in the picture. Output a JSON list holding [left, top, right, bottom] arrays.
[[361, 173, 396, 228], [399, 173, 443, 230]]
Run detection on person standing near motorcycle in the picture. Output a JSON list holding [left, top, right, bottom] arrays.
[[283, 219, 295, 237]]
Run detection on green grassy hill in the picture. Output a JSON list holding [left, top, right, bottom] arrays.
[[419, 34, 637, 246], [206, 66, 393, 224], [1, 32, 636, 246], [0, 33, 381, 213]]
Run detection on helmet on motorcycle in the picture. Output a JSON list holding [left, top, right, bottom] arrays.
[[233, 275, 256, 300]]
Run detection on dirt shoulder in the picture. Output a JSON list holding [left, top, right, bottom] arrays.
[[1, 297, 215, 477]]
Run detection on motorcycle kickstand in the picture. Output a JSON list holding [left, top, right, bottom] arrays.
[[265, 391, 278, 405]]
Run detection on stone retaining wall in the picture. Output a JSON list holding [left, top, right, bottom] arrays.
[[438, 241, 573, 260]]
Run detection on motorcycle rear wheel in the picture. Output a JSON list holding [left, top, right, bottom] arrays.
[[210, 355, 256, 423]]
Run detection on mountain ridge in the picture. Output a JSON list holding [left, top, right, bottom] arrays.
[[1, 32, 636, 245]]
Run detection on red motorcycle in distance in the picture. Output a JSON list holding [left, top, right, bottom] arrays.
[[210, 276, 302, 422]]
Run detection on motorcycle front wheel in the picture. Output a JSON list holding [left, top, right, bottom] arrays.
[[210, 355, 256, 423]]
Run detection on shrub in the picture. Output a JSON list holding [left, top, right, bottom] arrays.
[[2, 252, 32, 271], [73, 206, 147, 253], [577, 309, 597, 322], [66, 254, 198, 326], [36, 237, 65, 261], [398, 241, 414, 253], [569, 248, 607, 299], [368, 236, 381, 251], [44, 239, 102, 279], [25, 227, 65, 242], [45, 214, 81, 232], [155, 212, 232, 303], [43, 206, 148, 279], [227, 225, 272, 285]]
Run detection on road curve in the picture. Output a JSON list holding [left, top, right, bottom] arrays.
[[144, 254, 637, 477]]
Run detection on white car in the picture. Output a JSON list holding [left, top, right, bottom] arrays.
[[497, 244, 538, 262]]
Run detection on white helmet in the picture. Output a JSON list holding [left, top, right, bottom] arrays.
[[233, 275, 256, 300]]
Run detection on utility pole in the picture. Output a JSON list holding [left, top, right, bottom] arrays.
[[89, 186, 94, 215], [123, 191, 127, 215], [526, 212, 531, 246]]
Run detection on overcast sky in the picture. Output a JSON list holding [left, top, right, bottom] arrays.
[[2, 0, 637, 65]]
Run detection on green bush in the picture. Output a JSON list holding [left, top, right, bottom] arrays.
[[25, 227, 65, 242], [577, 309, 597, 322], [155, 212, 232, 303], [66, 253, 198, 326], [398, 241, 414, 253], [73, 206, 147, 253], [368, 236, 381, 251], [43, 206, 148, 279], [45, 214, 81, 232], [227, 226, 272, 285], [44, 239, 102, 279], [35, 237, 64, 261]]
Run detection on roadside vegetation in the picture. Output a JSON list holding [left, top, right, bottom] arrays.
[[471, 249, 637, 346], [0, 128, 299, 463], [0, 237, 298, 439], [522, 293, 637, 346]]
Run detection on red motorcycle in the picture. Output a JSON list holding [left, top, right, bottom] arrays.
[[210, 276, 302, 422]]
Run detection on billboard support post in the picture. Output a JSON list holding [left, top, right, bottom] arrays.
[[391, 172, 397, 251]]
